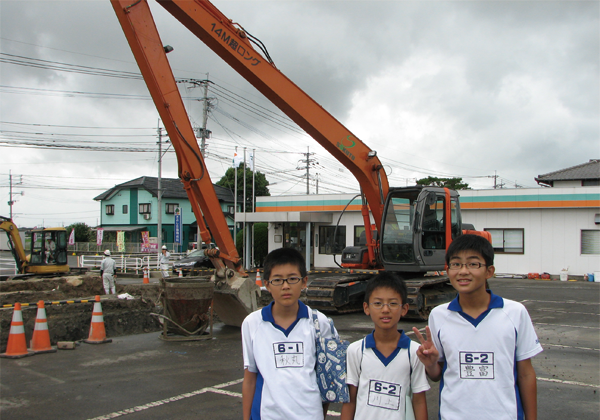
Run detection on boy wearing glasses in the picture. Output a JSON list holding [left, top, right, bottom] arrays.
[[413, 234, 543, 420], [241, 248, 337, 420], [341, 272, 430, 420]]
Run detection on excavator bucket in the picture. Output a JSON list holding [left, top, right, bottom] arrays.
[[211, 270, 260, 327]]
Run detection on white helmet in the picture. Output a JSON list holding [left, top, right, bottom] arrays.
[[104, 250, 111, 256], [162, 245, 167, 250]]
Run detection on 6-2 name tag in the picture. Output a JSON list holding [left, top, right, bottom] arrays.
[[367, 380, 401, 410], [459, 351, 494, 379], [273, 342, 304, 368]]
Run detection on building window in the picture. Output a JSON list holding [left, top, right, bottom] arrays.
[[582, 180, 600, 186], [166, 203, 179, 214], [581, 230, 600, 255], [139, 203, 151, 214], [319, 226, 346, 255], [122, 205, 128, 214], [485, 228, 524, 254], [105, 205, 114, 215]]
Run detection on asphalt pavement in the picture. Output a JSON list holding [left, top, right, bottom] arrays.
[[0, 277, 598, 419]]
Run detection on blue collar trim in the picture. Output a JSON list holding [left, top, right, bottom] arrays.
[[447, 291, 504, 327], [261, 301, 308, 336], [365, 330, 410, 366]]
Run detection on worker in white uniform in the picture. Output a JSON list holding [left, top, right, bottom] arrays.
[[100, 249, 117, 295], [159, 245, 171, 278]]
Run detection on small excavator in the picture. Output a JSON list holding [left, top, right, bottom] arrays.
[[1, 216, 70, 278]]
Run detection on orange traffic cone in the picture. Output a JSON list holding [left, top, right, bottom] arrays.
[[30, 301, 57, 354], [178, 269, 183, 278], [255, 269, 263, 287], [83, 296, 112, 344], [143, 267, 149, 284], [1, 303, 34, 358]]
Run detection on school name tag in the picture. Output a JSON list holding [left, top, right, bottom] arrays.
[[367, 380, 401, 410], [459, 351, 494, 379], [273, 342, 304, 368]]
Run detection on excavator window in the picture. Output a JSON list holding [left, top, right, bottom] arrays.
[[422, 197, 445, 250], [381, 194, 418, 264]]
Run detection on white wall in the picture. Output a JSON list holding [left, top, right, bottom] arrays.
[[463, 208, 600, 276]]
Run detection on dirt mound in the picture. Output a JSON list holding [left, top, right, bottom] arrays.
[[0, 276, 164, 352]]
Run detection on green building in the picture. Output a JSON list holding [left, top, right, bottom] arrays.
[[94, 176, 237, 250]]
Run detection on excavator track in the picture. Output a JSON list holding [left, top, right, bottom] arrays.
[[306, 273, 456, 320]]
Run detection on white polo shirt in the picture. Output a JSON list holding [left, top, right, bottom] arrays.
[[346, 331, 430, 420], [429, 292, 543, 420], [242, 301, 336, 420]]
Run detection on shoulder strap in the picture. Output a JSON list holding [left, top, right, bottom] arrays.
[[407, 340, 412, 376], [358, 338, 365, 374], [311, 309, 322, 339]]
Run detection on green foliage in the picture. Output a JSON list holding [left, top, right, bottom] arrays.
[[217, 164, 270, 211], [66, 222, 94, 242], [416, 176, 470, 190], [236, 223, 268, 267]]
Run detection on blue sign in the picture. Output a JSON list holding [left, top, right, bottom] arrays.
[[174, 207, 182, 244]]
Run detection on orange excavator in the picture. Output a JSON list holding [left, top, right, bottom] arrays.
[[110, 0, 490, 321]]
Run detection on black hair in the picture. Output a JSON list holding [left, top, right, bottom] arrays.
[[263, 247, 307, 281], [364, 272, 408, 305], [445, 234, 494, 267]]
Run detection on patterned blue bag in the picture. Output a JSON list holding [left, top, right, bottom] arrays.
[[312, 309, 350, 403]]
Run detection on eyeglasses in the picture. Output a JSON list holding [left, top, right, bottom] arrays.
[[447, 262, 486, 271], [268, 277, 303, 286], [370, 301, 403, 310]]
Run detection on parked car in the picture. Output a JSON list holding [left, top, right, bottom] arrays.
[[173, 249, 213, 274]]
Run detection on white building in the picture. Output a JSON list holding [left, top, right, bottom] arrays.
[[240, 160, 599, 277]]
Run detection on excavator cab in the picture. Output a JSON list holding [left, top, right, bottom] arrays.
[[26, 228, 70, 274], [379, 186, 461, 273]]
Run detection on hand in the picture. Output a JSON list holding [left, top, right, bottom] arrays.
[[412, 326, 439, 368]]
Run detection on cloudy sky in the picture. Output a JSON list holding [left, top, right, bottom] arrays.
[[1, 0, 598, 228]]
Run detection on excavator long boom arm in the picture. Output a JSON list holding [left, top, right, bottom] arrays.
[[111, 0, 389, 243]]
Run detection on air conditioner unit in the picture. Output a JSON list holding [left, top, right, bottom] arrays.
[[143, 214, 152, 220]]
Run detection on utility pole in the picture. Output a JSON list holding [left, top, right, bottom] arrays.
[[298, 147, 316, 194], [306, 146, 310, 194], [157, 124, 170, 249], [200, 74, 210, 157], [8, 171, 23, 220]]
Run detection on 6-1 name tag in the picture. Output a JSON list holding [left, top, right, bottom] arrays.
[[273, 342, 304, 368], [459, 351, 494, 379], [367, 380, 401, 410]]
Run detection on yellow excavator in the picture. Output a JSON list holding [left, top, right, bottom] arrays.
[[1, 216, 70, 278]]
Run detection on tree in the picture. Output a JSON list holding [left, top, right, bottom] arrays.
[[67, 222, 94, 242], [416, 176, 470, 190], [236, 223, 268, 267], [217, 163, 270, 211]]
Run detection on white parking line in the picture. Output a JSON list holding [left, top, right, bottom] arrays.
[[542, 343, 599, 352], [535, 322, 599, 330], [86, 378, 243, 420], [537, 377, 600, 389], [521, 299, 599, 306], [87, 378, 343, 419]]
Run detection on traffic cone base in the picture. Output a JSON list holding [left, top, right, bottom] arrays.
[[83, 296, 112, 344], [1, 303, 34, 359], [255, 269, 263, 287], [30, 301, 57, 354]]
